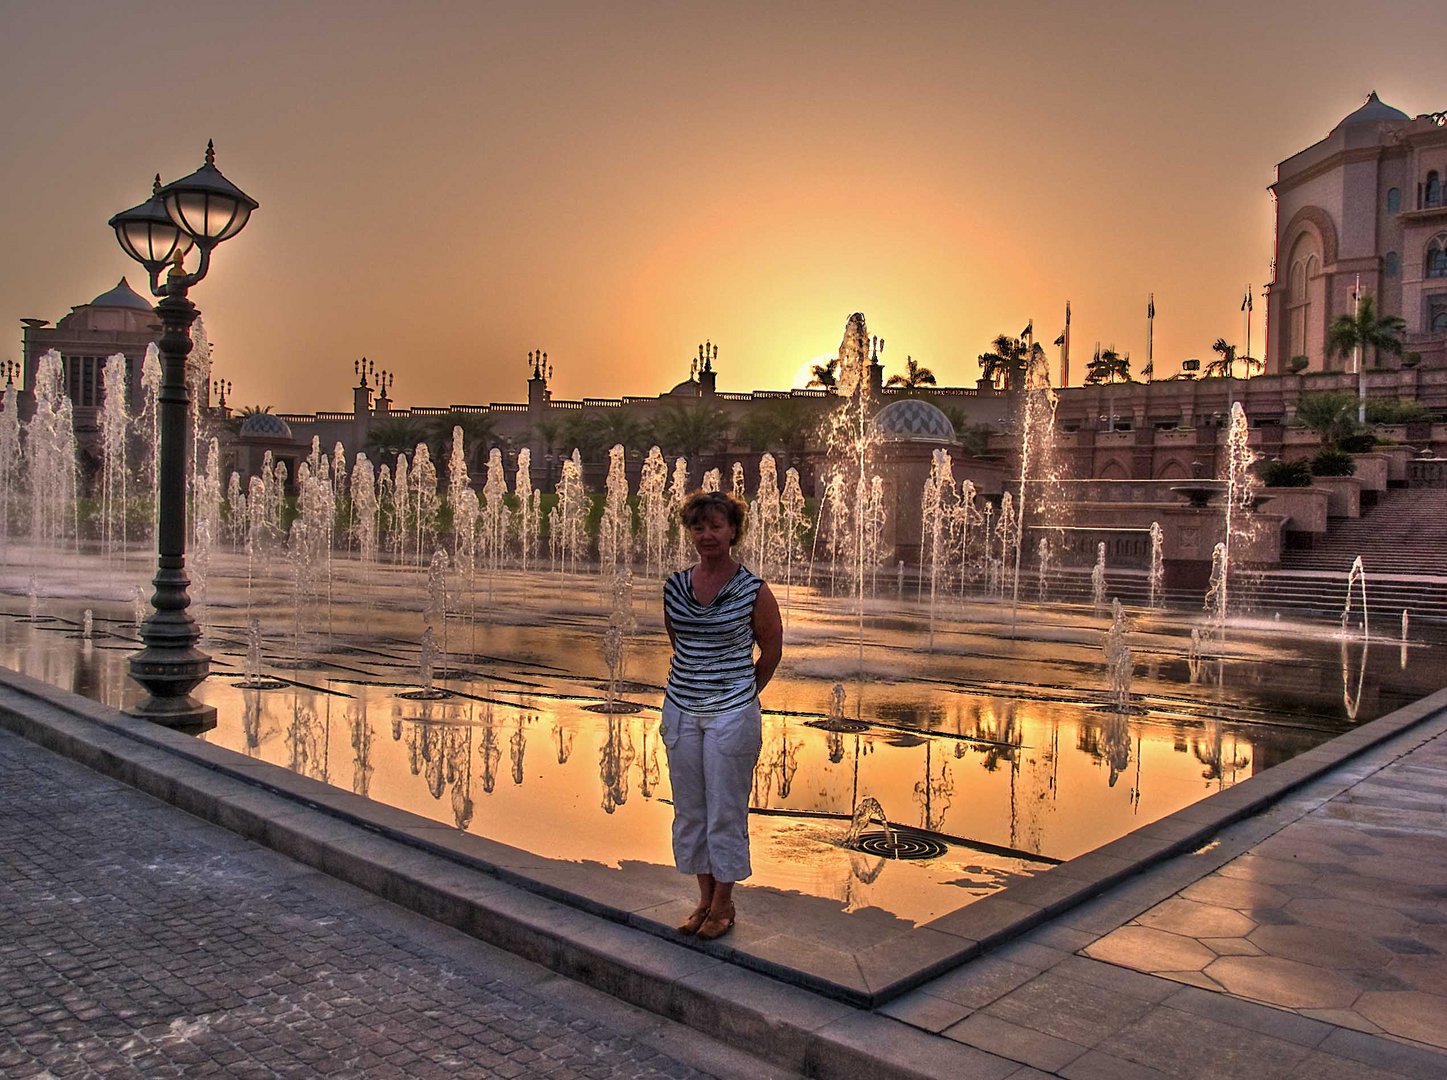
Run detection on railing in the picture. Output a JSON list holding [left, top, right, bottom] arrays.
[[582, 398, 623, 408], [1408, 457, 1447, 486]]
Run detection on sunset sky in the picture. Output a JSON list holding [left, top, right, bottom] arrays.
[[2, 1, 1445, 411]]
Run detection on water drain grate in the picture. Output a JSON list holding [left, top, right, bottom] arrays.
[[583, 701, 644, 714], [851, 831, 949, 860], [806, 718, 869, 733], [234, 678, 289, 691], [398, 688, 453, 700]]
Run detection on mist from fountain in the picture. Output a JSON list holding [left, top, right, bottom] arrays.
[[27, 351, 79, 560], [1342, 555, 1369, 638], [0, 385, 19, 563], [1091, 542, 1107, 610], [599, 444, 631, 574], [1104, 598, 1133, 713], [1210, 401, 1259, 629], [98, 353, 131, 559], [1148, 521, 1164, 609]]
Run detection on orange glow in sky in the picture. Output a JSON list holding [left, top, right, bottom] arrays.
[[2, 2, 1444, 411]]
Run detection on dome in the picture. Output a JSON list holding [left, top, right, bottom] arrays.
[[1331, 91, 1409, 133], [871, 399, 956, 443], [87, 278, 153, 311], [238, 412, 293, 439], [666, 378, 699, 397]]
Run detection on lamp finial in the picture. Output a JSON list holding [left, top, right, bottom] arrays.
[[205, 140, 216, 167]]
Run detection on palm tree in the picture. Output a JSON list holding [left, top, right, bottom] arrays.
[[426, 411, 498, 471], [1294, 391, 1362, 449], [532, 418, 565, 456], [1085, 347, 1132, 385], [652, 404, 732, 462], [364, 415, 431, 461], [1203, 338, 1264, 380], [1326, 293, 1406, 422], [807, 358, 839, 392], [734, 398, 820, 454], [886, 355, 937, 394], [592, 408, 654, 455], [978, 334, 1028, 391]]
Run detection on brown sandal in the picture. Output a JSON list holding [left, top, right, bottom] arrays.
[[697, 903, 736, 940], [677, 904, 711, 935]]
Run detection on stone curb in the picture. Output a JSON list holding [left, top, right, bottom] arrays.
[[3, 666, 1445, 1076], [0, 668, 1022, 1080]]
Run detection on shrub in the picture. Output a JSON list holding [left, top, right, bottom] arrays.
[[1288, 355, 1310, 373], [1365, 398, 1430, 425], [1338, 431, 1377, 453], [1260, 459, 1313, 487], [1310, 447, 1356, 477]]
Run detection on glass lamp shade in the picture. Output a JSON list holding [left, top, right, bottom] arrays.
[[158, 142, 258, 246], [109, 195, 195, 269]]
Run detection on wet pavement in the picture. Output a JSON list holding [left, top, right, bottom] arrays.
[[3, 665, 1446, 1078], [1086, 728, 1447, 1050]]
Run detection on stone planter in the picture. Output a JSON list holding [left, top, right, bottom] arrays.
[[1256, 486, 1330, 538], [1312, 475, 1364, 519]]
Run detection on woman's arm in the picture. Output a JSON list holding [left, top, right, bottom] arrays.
[[752, 583, 783, 694], [664, 609, 676, 650]]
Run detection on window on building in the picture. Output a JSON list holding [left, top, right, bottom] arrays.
[[1387, 187, 1401, 213], [1429, 238, 1447, 279], [1427, 172, 1443, 208], [1431, 297, 1447, 335], [1385, 251, 1399, 277], [63, 354, 106, 407]]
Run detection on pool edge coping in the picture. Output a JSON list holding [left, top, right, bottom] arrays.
[[1, 665, 1444, 1047]]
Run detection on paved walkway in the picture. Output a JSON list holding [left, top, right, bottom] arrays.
[[876, 718, 1447, 1079], [3, 675, 1447, 1079], [0, 727, 792, 1080]]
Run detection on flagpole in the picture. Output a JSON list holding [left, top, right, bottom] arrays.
[[1243, 284, 1252, 372], [1354, 274, 1365, 424], [1146, 293, 1154, 384], [1062, 300, 1071, 388]]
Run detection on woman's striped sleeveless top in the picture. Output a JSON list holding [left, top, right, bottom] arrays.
[[663, 564, 763, 714]]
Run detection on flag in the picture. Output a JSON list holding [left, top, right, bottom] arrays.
[[1053, 333, 1065, 347], [1143, 359, 1154, 379], [1241, 287, 1253, 312], [1021, 320, 1033, 339], [1148, 294, 1155, 319]]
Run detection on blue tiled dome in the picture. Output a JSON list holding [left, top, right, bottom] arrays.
[[872, 399, 956, 443], [238, 412, 293, 439]]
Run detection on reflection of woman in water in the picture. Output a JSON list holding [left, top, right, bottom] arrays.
[[662, 491, 783, 940]]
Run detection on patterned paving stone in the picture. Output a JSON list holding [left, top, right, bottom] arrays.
[[1246, 924, 1393, 970], [1136, 898, 1257, 938], [0, 730, 777, 1079], [1084, 926, 1216, 973], [1353, 992, 1447, 1050], [1202, 956, 1362, 1010], [1082, 726, 1447, 1056]]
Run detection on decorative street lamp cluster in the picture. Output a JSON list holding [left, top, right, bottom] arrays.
[[110, 141, 257, 731]]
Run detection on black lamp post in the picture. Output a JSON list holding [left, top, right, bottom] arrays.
[[110, 141, 257, 731]]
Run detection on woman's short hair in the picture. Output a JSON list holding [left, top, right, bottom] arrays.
[[680, 489, 747, 540]]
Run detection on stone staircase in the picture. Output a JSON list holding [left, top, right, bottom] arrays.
[[1279, 488, 1447, 576], [1252, 486, 1447, 623]]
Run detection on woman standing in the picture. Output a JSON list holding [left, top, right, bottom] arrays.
[[662, 490, 783, 940]]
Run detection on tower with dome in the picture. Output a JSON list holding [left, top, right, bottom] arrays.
[[1266, 92, 1447, 374]]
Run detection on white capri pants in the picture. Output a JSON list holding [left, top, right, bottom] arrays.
[[660, 698, 762, 883]]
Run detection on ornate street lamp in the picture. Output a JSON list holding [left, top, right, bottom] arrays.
[[110, 141, 257, 731]]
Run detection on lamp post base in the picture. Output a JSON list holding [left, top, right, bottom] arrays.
[[128, 644, 217, 734]]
